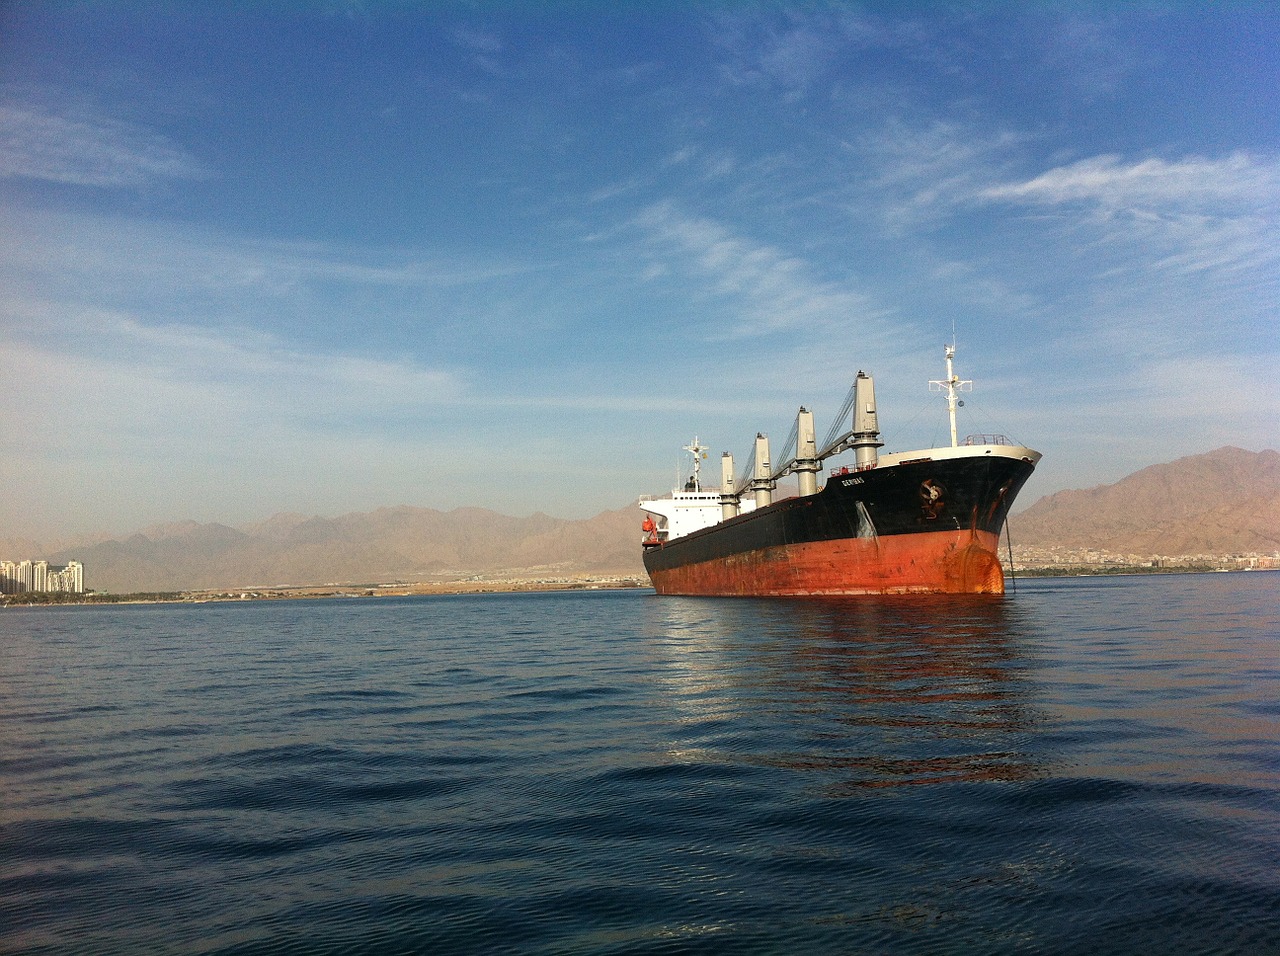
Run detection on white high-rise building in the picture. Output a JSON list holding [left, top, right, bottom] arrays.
[[0, 558, 85, 594], [45, 561, 86, 593]]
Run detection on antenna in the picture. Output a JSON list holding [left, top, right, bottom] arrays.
[[682, 437, 709, 491], [928, 343, 972, 448]]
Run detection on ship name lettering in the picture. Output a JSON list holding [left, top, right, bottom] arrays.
[[841, 476, 865, 486]]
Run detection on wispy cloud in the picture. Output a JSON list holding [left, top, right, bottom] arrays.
[[1028, 12, 1143, 99], [0, 102, 210, 187], [982, 153, 1279, 209], [927, 260, 1040, 315], [452, 25, 503, 55], [850, 120, 1026, 228], [707, 6, 882, 99], [0, 206, 770, 441], [3, 307, 463, 435], [705, 6, 1142, 108], [982, 153, 1280, 282], [844, 121, 1279, 311], [0, 327, 485, 537], [632, 200, 881, 338], [450, 24, 508, 81], [0, 207, 539, 339], [115, 316, 462, 407]]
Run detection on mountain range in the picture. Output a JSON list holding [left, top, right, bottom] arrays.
[[5, 446, 1276, 593], [1008, 446, 1280, 556], [6, 506, 644, 594]]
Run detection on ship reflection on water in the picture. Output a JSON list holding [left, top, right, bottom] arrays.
[[645, 594, 1042, 792]]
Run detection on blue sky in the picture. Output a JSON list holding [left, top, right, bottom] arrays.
[[2, 2, 1276, 540]]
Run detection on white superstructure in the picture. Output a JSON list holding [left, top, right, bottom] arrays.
[[639, 438, 757, 544]]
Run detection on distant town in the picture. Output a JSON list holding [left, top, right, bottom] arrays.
[[1, 559, 85, 594], [1012, 547, 1280, 573]]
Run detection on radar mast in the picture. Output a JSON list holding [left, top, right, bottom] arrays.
[[929, 344, 973, 448], [682, 437, 709, 491]]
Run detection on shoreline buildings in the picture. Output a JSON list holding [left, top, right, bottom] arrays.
[[1, 559, 85, 594]]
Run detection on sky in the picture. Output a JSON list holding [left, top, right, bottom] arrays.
[[1, 1, 1277, 541]]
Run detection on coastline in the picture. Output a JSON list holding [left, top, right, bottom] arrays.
[[4, 567, 1275, 608], [1, 576, 651, 607]]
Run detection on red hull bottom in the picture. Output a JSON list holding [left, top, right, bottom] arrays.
[[647, 529, 1006, 597]]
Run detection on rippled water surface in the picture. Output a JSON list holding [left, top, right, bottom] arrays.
[[3, 573, 1278, 954]]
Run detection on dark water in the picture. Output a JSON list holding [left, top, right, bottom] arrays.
[[2, 574, 1278, 955]]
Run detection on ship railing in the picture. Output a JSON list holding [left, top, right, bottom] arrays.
[[829, 462, 877, 476], [962, 434, 1013, 446], [639, 488, 726, 504]]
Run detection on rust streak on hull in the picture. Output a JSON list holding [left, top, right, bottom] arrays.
[[647, 529, 1005, 597]]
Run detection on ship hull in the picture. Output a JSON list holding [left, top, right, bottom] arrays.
[[643, 451, 1035, 597]]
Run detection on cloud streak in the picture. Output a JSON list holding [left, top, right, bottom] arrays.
[[2, 310, 464, 441], [844, 120, 1278, 319], [982, 153, 1279, 209], [707, 6, 884, 99], [981, 152, 1280, 284], [0, 102, 210, 187], [0, 207, 542, 351], [632, 200, 880, 338]]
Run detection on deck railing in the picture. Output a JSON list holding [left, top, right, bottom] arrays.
[[962, 434, 1013, 446]]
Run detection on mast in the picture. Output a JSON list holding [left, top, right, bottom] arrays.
[[682, 437, 709, 491], [929, 344, 972, 448]]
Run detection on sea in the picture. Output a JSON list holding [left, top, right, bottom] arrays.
[[2, 573, 1277, 955]]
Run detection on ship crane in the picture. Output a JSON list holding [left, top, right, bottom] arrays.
[[734, 347, 976, 491], [732, 371, 883, 500], [765, 407, 820, 494], [815, 370, 882, 468]]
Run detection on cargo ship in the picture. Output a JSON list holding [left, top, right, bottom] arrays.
[[639, 347, 1040, 596]]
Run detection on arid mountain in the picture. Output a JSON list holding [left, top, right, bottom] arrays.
[[1010, 446, 1280, 556], [40, 505, 646, 593]]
